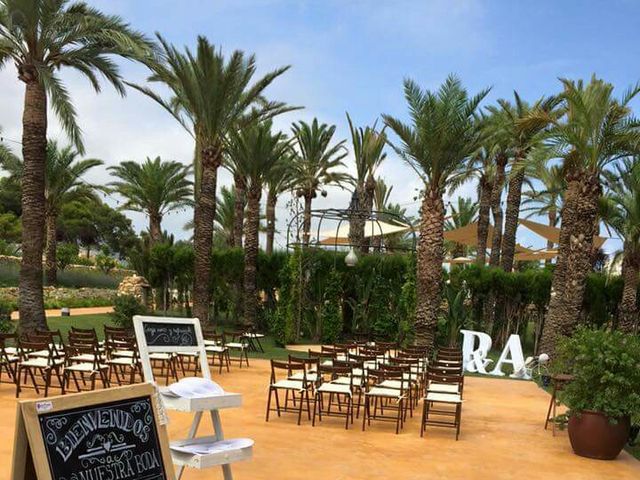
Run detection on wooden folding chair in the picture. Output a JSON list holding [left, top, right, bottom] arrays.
[[312, 364, 354, 429], [362, 368, 407, 434], [63, 336, 110, 393], [105, 333, 142, 386], [421, 368, 463, 440], [225, 331, 250, 368], [203, 330, 231, 374], [265, 360, 312, 425], [0, 333, 19, 384], [16, 339, 64, 397]]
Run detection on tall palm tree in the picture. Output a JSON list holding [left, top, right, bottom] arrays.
[[383, 75, 488, 345], [371, 178, 393, 251], [0, 140, 102, 284], [291, 118, 349, 246], [227, 121, 290, 326], [264, 153, 294, 254], [601, 159, 640, 333], [491, 93, 560, 272], [0, 0, 154, 331], [130, 35, 293, 322], [445, 197, 479, 258], [534, 77, 640, 355], [212, 185, 236, 248], [346, 114, 387, 252], [108, 156, 192, 244]]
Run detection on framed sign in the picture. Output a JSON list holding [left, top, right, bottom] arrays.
[[11, 383, 175, 480], [133, 316, 210, 383]]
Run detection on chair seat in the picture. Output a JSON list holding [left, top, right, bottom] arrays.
[[27, 350, 55, 359], [177, 351, 199, 357], [226, 342, 247, 349], [4, 347, 18, 355], [112, 350, 135, 358], [244, 333, 265, 339], [289, 372, 317, 382], [203, 339, 218, 346], [379, 379, 411, 390], [366, 386, 404, 398], [65, 362, 108, 373], [149, 352, 172, 360], [107, 357, 139, 366], [206, 346, 227, 353], [2, 355, 19, 363], [428, 382, 460, 394], [318, 382, 352, 395], [425, 392, 462, 403], [69, 353, 97, 362], [332, 375, 362, 386], [271, 379, 307, 391], [20, 357, 63, 368]]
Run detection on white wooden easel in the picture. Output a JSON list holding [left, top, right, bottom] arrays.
[[133, 315, 253, 480]]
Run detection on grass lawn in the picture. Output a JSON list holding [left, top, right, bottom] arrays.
[[46, 313, 300, 360]]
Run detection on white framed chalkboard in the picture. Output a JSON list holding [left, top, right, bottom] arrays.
[[11, 383, 175, 480], [133, 316, 211, 382]]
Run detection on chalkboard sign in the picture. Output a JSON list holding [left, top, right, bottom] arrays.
[[133, 316, 210, 383], [143, 322, 198, 348], [11, 384, 175, 480]]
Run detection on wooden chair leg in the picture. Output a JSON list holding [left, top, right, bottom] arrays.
[[266, 388, 273, 422]]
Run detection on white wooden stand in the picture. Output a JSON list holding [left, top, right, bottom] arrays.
[[134, 316, 253, 480]]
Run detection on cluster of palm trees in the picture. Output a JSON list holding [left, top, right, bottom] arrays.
[[2, 2, 639, 357]]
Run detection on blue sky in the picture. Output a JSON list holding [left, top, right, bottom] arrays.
[[1, 0, 638, 253]]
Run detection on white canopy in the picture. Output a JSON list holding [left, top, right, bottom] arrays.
[[319, 220, 411, 245]]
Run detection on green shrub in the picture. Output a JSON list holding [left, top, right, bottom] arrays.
[[321, 269, 343, 343], [555, 327, 640, 422], [110, 294, 147, 328], [0, 298, 15, 333]]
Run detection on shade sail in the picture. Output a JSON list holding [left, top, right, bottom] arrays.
[[319, 220, 411, 243], [445, 256, 475, 264], [444, 222, 495, 247], [514, 249, 559, 261], [518, 218, 607, 248]]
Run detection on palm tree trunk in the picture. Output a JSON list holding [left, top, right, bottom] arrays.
[[476, 174, 492, 266], [545, 209, 556, 266], [265, 191, 277, 255], [303, 193, 313, 247], [149, 213, 162, 244], [243, 184, 261, 326], [617, 242, 639, 333], [233, 173, 246, 249], [489, 154, 507, 266], [362, 174, 376, 253], [45, 213, 57, 286], [19, 81, 48, 332], [501, 167, 525, 272], [348, 185, 365, 251], [539, 173, 601, 357], [193, 144, 222, 324], [414, 191, 445, 347]]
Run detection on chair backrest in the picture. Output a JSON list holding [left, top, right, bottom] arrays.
[[427, 366, 463, 385], [71, 326, 97, 336], [429, 362, 463, 376], [308, 349, 335, 360], [105, 332, 138, 359], [288, 355, 318, 371], [318, 364, 352, 385], [270, 359, 308, 384], [18, 339, 53, 363]]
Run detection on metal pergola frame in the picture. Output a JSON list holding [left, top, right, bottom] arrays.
[[286, 208, 417, 253]]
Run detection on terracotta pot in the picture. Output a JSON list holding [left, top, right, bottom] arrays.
[[568, 410, 630, 460]]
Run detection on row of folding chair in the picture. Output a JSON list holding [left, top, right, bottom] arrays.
[[266, 345, 465, 439]]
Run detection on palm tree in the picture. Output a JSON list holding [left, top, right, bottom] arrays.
[[291, 118, 350, 246], [601, 159, 640, 333], [490, 93, 560, 272], [371, 178, 393, 251], [130, 35, 293, 322], [108, 156, 192, 244], [383, 75, 488, 345], [227, 121, 290, 325], [472, 147, 495, 265], [445, 197, 479, 258], [346, 114, 387, 252], [265, 154, 294, 254], [0, 0, 154, 331], [0, 140, 102, 285], [535, 77, 640, 355]]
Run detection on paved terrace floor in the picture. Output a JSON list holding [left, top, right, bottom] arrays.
[[2, 358, 638, 480]]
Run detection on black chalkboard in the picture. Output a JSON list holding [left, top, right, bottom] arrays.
[[38, 396, 167, 480], [143, 321, 197, 347]]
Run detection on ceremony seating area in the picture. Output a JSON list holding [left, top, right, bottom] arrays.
[[0, 326, 260, 397], [265, 341, 465, 439]]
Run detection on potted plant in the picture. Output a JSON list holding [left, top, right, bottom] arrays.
[[554, 327, 640, 460]]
